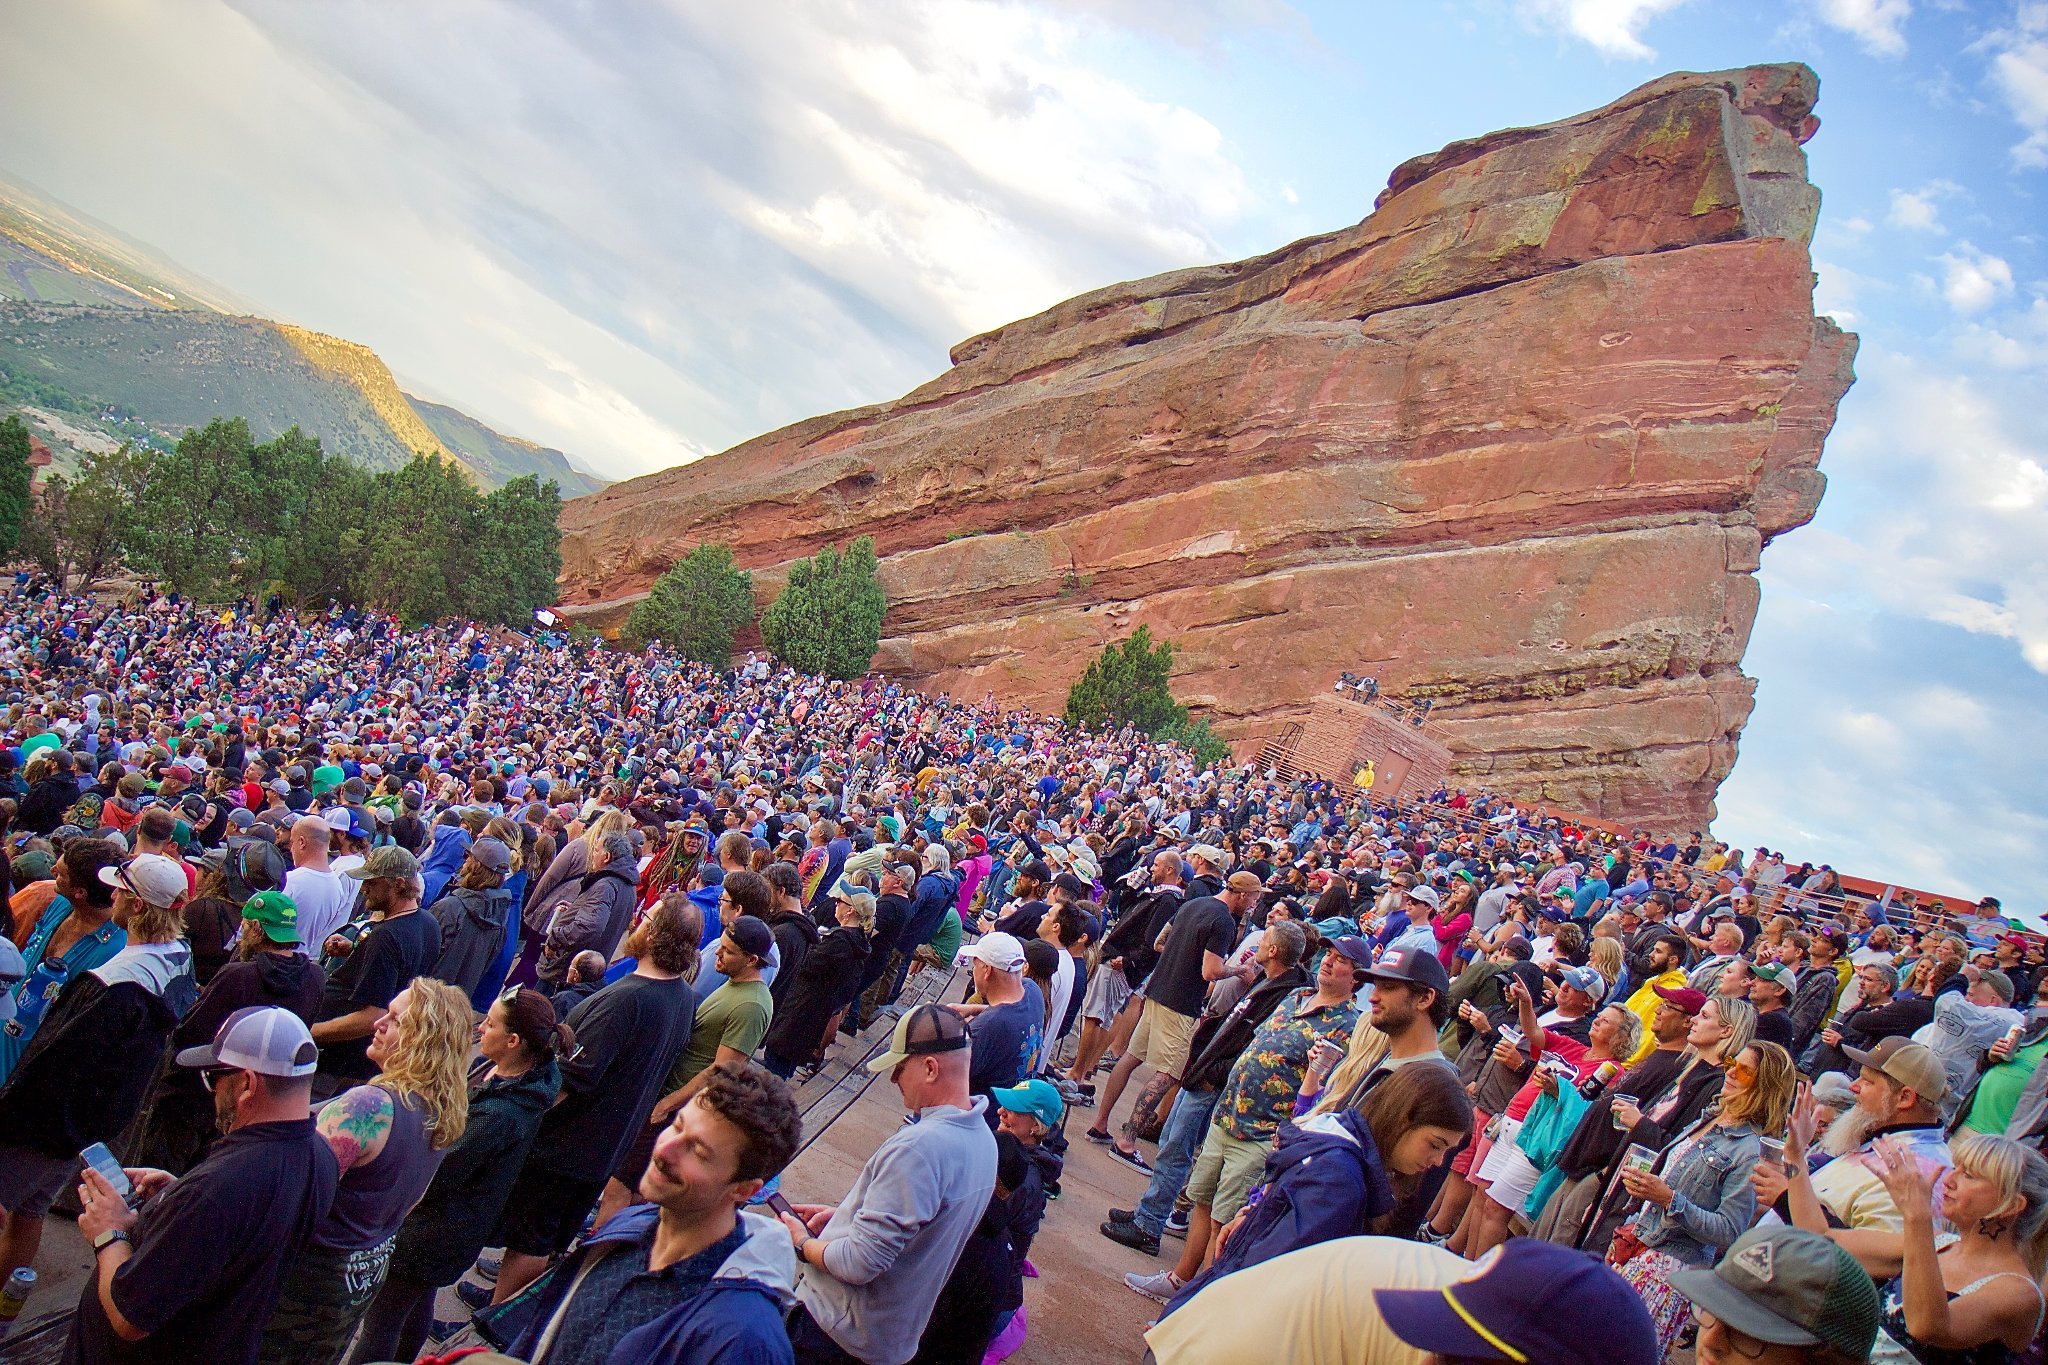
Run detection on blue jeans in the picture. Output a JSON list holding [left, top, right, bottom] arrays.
[[1135, 1088, 1221, 1237]]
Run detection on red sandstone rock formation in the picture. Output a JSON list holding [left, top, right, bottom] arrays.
[[557, 63, 1856, 830]]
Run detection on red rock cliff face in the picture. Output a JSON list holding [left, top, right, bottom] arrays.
[[557, 64, 1856, 831]]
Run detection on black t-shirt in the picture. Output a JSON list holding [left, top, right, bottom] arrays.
[[1145, 896, 1238, 1017], [315, 908, 441, 1080], [532, 972, 695, 1181], [990, 898, 1049, 940], [65, 1117, 338, 1365]]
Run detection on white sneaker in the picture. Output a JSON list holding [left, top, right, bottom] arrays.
[[1123, 1269, 1183, 1304]]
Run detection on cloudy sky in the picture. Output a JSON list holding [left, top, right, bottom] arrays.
[[4, 0, 2045, 908]]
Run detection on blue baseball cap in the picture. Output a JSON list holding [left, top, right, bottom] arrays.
[[1375, 1238, 1657, 1365]]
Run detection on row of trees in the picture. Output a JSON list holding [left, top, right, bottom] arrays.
[[6, 414, 561, 626], [623, 536, 888, 681], [623, 533, 1229, 763]]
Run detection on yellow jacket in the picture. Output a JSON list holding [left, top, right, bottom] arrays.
[[1623, 969, 1689, 1063]]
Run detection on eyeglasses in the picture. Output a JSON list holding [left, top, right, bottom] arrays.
[[1692, 1308, 1769, 1360], [1726, 1060, 1757, 1087], [499, 985, 522, 1007]]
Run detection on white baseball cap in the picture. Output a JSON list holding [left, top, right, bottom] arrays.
[[175, 1005, 319, 1077], [960, 932, 1026, 974], [99, 853, 189, 909]]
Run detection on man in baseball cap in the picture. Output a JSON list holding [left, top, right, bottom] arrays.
[[957, 932, 1042, 1117], [71, 1005, 335, 1365], [1376, 1237, 1658, 1365], [787, 1002, 994, 1365], [1671, 1225, 1881, 1364], [1752, 1036, 1952, 1233], [240, 889, 301, 946], [98, 852, 189, 913]]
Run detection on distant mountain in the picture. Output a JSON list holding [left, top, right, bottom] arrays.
[[406, 395, 602, 496], [0, 171, 606, 492]]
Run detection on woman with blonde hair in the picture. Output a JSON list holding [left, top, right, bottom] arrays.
[[1587, 935, 1624, 990], [263, 978, 472, 1363], [1611, 1038, 1798, 1358], [1853, 1130, 2048, 1364]]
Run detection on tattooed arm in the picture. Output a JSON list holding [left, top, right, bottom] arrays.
[[316, 1084, 395, 1174]]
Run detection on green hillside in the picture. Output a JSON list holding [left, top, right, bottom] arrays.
[[0, 171, 608, 491], [0, 304, 449, 472], [407, 396, 603, 496]]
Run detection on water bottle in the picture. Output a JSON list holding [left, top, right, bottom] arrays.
[[4, 960, 68, 1041], [0, 1267, 37, 1329]]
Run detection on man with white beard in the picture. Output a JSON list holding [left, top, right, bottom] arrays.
[[1750, 1037, 1952, 1234]]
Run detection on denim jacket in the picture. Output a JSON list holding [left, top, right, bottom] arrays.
[[1631, 1118, 1760, 1265]]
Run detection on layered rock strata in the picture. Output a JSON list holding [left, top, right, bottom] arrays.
[[557, 63, 1856, 829]]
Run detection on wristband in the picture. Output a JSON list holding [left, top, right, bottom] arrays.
[[92, 1227, 131, 1252]]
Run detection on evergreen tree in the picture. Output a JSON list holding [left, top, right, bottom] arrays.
[[1063, 626, 1184, 732], [624, 543, 755, 663], [463, 475, 563, 624], [759, 536, 887, 679], [29, 444, 151, 589], [0, 415, 33, 560]]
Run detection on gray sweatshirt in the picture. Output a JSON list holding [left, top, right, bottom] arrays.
[[794, 1096, 998, 1365]]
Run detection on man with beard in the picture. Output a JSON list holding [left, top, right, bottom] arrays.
[[492, 1063, 803, 1365], [1810, 963, 1932, 1078], [67, 1007, 337, 1365], [1751, 1037, 1951, 1234]]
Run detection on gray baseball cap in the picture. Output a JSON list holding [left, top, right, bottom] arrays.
[[1670, 1226, 1880, 1361]]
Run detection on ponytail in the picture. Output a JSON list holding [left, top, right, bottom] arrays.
[[502, 987, 571, 1064]]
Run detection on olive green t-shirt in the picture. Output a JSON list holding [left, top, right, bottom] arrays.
[[668, 978, 773, 1091]]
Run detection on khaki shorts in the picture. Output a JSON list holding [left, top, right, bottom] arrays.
[[1185, 1125, 1268, 1223], [1128, 998, 1198, 1081]]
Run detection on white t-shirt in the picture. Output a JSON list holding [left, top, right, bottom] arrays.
[[1041, 950, 1077, 1068], [285, 866, 356, 954], [1145, 1235, 1473, 1365]]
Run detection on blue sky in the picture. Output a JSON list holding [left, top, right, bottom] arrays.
[[2, 1, 2044, 908]]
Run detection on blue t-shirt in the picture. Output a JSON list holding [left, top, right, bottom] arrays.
[[968, 991, 1045, 1106]]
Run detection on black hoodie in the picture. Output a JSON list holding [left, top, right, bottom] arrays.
[[766, 907, 820, 1012]]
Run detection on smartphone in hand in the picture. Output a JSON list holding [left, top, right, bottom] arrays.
[[764, 1192, 797, 1221], [80, 1143, 132, 1204]]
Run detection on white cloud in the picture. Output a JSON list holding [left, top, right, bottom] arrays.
[[1765, 350, 2048, 668], [1814, 0, 1911, 57], [1814, 258, 1890, 326], [1937, 242, 2016, 313], [1887, 179, 1959, 232], [1985, 3, 2048, 167], [0, 0, 1278, 478], [1514, 0, 1690, 60]]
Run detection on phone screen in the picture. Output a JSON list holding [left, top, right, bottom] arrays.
[[764, 1192, 796, 1221]]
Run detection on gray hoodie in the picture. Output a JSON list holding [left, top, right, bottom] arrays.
[[795, 1096, 998, 1365]]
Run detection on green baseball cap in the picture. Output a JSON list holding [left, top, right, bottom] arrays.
[[241, 890, 301, 944], [1671, 1226, 1879, 1361]]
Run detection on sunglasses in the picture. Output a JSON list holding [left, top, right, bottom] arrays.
[[199, 1066, 244, 1093], [1726, 1060, 1757, 1087]]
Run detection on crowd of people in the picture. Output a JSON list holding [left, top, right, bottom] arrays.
[[0, 583, 2040, 1365]]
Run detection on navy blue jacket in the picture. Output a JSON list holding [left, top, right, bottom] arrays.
[[485, 1204, 795, 1365], [1160, 1106, 1396, 1319], [898, 870, 959, 951]]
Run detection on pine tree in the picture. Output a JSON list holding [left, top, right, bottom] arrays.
[[624, 543, 755, 664], [759, 536, 887, 679]]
